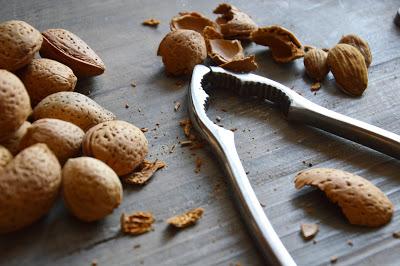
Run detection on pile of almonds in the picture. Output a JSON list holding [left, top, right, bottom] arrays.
[[157, 3, 372, 96], [0, 20, 162, 233]]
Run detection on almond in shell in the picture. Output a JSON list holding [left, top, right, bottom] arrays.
[[32, 91, 116, 131], [295, 168, 393, 227], [0, 20, 42, 71], [18, 58, 77, 106], [83, 120, 148, 176], [327, 44, 368, 96], [0, 121, 31, 155], [0, 70, 31, 140], [19, 118, 85, 164], [40, 29, 106, 77], [339, 34, 372, 68]]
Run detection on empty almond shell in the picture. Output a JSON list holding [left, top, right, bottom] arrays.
[[295, 168, 393, 227], [40, 29, 106, 77], [170, 12, 218, 34], [251, 25, 305, 63], [83, 120, 148, 176], [213, 3, 257, 40], [208, 39, 244, 64]]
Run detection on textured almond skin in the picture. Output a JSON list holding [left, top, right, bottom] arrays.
[[62, 157, 123, 222], [40, 29, 105, 77], [157, 29, 207, 76], [0, 20, 42, 71], [0, 121, 31, 155], [19, 118, 84, 164], [0, 146, 12, 169], [213, 3, 257, 40], [304, 48, 329, 81], [339, 34, 372, 67], [327, 44, 368, 96], [0, 144, 61, 233], [32, 91, 116, 131], [251, 25, 304, 63], [83, 120, 148, 176], [0, 70, 31, 140], [18, 58, 77, 106], [295, 168, 393, 227]]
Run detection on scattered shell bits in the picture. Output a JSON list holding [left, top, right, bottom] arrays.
[[300, 223, 319, 240], [251, 25, 305, 63], [294, 168, 393, 227], [167, 208, 204, 228], [170, 12, 217, 34], [121, 211, 155, 235], [123, 159, 166, 185], [142, 18, 160, 27]]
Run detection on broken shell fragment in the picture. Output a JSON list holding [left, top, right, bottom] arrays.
[[208, 39, 244, 64], [213, 3, 257, 40], [170, 12, 217, 34], [251, 25, 305, 63], [220, 55, 258, 73]]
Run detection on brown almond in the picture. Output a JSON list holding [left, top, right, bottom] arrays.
[[339, 34, 372, 67], [213, 4, 257, 40], [294, 168, 393, 227], [83, 120, 148, 176], [0, 121, 31, 155], [157, 29, 207, 76], [327, 44, 368, 96], [0, 70, 31, 140], [0, 20, 42, 71], [32, 91, 116, 131], [303, 48, 329, 81], [170, 12, 217, 34], [19, 118, 84, 164], [0, 143, 61, 233], [62, 157, 123, 222], [18, 58, 77, 106], [251, 25, 304, 63], [40, 29, 105, 77], [0, 146, 12, 170]]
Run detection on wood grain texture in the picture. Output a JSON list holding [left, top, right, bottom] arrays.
[[1, 0, 400, 265]]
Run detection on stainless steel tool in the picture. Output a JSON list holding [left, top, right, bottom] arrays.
[[188, 65, 400, 265]]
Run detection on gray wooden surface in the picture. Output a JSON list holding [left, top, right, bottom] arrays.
[[1, 0, 400, 265]]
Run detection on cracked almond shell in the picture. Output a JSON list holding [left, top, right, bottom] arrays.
[[62, 157, 123, 222], [303, 48, 329, 81], [32, 91, 116, 131], [18, 58, 77, 106], [0, 146, 12, 170], [213, 3, 257, 40], [208, 39, 244, 64], [170, 12, 217, 34], [0, 121, 31, 155], [0, 143, 61, 233], [40, 29, 106, 77], [339, 34, 372, 67], [251, 25, 305, 63], [327, 44, 368, 96], [157, 29, 207, 76], [295, 168, 393, 227], [19, 118, 84, 164], [0, 20, 43, 71], [83, 120, 148, 176], [0, 70, 31, 141]]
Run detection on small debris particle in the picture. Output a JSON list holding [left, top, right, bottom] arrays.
[[140, 127, 148, 133], [174, 101, 181, 111], [308, 163, 313, 167], [347, 240, 353, 246], [311, 82, 321, 92], [312, 239, 317, 244], [123, 160, 166, 185], [155, 123, 160, 127], [121, 212, 154, 235], [393, 231, 400, 239], [91, 260, 97, 266], [195, 157, 202, 173], [125, 103, 129, 108], [175, 80, 185, 87], [216, 116, 222, 122], [169, 144, 176, 153], [179, 119, 192, 138], [133, 244, 141, 249], [330, 256, 338, 264], [260, 202, 266, 207], [180, 140, 193, 147], [221, 108, 227, 112], [300, 223, 319, 240], [189, 141, 204, 150], [142, 18, 160, 27], [131, 80, 137, 87], [167, 208, 204, 228], [230, 128, 237, 132]]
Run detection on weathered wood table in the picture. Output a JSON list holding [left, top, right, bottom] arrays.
[[1, 0, 399, 265]]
